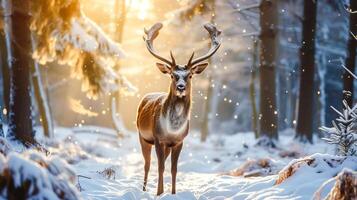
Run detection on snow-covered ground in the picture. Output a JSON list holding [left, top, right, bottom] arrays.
[[10, 126, 351, 200]]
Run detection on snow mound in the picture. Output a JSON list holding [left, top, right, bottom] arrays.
[[326, 169, 357, 199], [226, 158, 280, 177], [0, 150, 80, 199], [56, 142, 89, 165], [275, 153, 357, 185], [314, 168, 357, 200]]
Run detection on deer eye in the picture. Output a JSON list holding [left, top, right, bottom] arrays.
[[173, 74, 180, 80]]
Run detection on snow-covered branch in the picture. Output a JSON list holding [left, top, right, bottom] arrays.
[[320, 100, 357, 156], [30, 0, 136, 98], [344, 4, 357, 14], [231, 3, 260, 13]]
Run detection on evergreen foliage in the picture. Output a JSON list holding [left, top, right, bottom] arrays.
[[321, 100, 357, 156]]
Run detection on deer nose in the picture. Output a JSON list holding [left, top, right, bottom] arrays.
[[177, 84, 185, 91]]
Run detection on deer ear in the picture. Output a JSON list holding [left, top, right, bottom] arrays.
[[191, 62, 208, 74], [156, 63, 171, 74]]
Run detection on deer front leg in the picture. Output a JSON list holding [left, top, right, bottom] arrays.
[[155, 139, 165, 195], [164, 146, 171, 161], [171, 142, 183, 194]]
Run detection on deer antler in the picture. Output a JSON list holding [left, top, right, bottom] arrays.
[[144, 23, 175, 66], [188, 23, 221, 66]]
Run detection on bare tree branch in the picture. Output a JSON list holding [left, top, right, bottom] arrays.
[[231, 3, 260, 12]]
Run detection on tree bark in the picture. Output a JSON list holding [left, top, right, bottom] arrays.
[[296, 0, 317, 143], [30, 61, 54, 138], [7, 0, 35, 144], [30, 35, 54, 138], [109, 0, 126, 135], [343, 0, 357, 107], [250, 39, 259, 138], [0, 33, 10, 119], [258, 0, 278, 140], [0, 1, 11, 120], [0, 112, 3, 137]]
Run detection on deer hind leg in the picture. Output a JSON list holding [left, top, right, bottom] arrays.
[[154, 139, 166, 196], [171, 142, 183, 194], [139, 135, 152, 191]]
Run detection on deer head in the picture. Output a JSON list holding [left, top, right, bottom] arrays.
[[144, 23, 221, 98]]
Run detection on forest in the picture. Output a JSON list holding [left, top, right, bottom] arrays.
[[0, 0, 356, 199]]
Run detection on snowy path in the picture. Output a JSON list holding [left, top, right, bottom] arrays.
[[45, 127, 337, 200]]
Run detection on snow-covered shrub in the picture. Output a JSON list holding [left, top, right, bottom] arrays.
[[97, 167, 116, 180], [314, 168, 357, 200], [275, 153, 357, 185], [255, 136, 277, 148], [227, 158, 279, 177], [0, 151, 80, 199], [0, 123, 3, 138], [0, 137, 12, 156], [30, 0, 136, 98], [278, 149, 302, 158], [325, 169, 357, 200], [275, 156, 314, 185], [55, 143, 89, 164], [320, 101, 357, 156]]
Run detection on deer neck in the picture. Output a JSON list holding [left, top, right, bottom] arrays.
[[162, 86, 191, 127]]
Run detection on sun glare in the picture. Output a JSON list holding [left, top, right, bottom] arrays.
[[128, 0, 152, 20]]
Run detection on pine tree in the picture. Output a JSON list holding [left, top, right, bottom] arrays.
[[321, 100, 357, 156]]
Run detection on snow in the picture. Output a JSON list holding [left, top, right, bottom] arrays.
[[6, 126, 346, 200], [0, 125, 354, 199], [0, 149, 80, 199]]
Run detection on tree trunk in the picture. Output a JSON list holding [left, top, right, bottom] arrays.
[[200, 75, 213, 142], [0, 1, 11, 120], [0, 113, 4, 137], [258, 0, 278, 141], [200, 0, 216, 142], [296, 0, 317, 143], [250, 39, 259, 138], [30, 61, 54, 138], [0, 34, 10, 116], [109, 0, 126, 135], [30, 36, 54, 138], [7, 0, 35, 144], [343, 0, 357, 107]]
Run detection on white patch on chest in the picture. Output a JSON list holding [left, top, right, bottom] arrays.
[[160, 104, 188, 135]]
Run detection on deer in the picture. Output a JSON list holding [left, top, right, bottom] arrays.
[[136, 22, 221, 196]]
